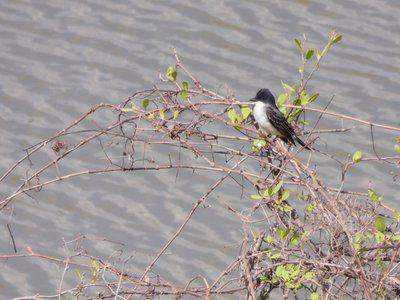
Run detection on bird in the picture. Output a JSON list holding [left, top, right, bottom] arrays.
[[250, 88, 310, 150]]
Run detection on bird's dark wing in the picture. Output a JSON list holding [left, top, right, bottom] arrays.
[[266, 107, 311, 150], [266, 107, 297, 145]]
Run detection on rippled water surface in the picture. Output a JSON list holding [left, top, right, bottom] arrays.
[[1, 0, 399, 298]]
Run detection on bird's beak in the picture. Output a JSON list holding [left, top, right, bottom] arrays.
[[249, 98, 256, 102]]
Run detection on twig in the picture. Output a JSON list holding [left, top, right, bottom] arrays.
[[7, 224, 17, 253], [140, 156, 248, 281]]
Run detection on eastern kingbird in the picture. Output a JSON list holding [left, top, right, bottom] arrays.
[[250, 88, 310, 150]]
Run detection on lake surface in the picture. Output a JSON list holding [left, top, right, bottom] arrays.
[[0, 0, 399, 298]]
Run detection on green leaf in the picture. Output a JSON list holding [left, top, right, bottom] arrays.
[[252, 139, 266, 152], [76, 270, 85, 281], [375, 216, 386, 233], [394, 210, 400, 222], [286, 281, 302, 290], [315, 48, 320, 61], [368, 188, 381, 204], [180, 89, 188, 101], [281, 204, 293, 212], [306, 202, 316, 212], [90, 258, 99, 270], [121, 101, 136, 112], [267, 251, 281, 259], [142, 98, 150, 109], [266, 235, 274, 244], [271, 181, 283, 195], [290, 265, 300, 278], [330, 35, 343, 45], [166, 66, 177, 81], [310, 293, 320, 300], [377, 258, 383, 270], [375, 232, 385, 243], [287, 107, 302, 122], [147, 112, 155, 119], [298, 121, 309, 126], [390, 234, 400, 241], [159, 109, 165, 120], [308, 93, 319, 103], [281, 190, 290, 201], [352, 151, 363, 163], [180, 81, 189, 100], [259, 274, 275, 283], [265, 186, 273, 197], [277, 228, 290, 239], [301, 231, 310, 240], [259, 274, 271, 283], [173, 110, 180, 120], [277, 228, 285, 239], [121, 107, 134, 112], [366, 233, 374, 239], [281, 81, 295, 93], [281, 270, 290, 282], [291, 236, 300, 246], [91, 259, 98, 281], [290, 232, 300, 245], [276, 266, 290, 281], [305, 49, 314, 60], [355, 233, 364, 243], [279, 106, 287, 116], [277, 93, 287, 107], [320, 45, 329, 57], [294, 38, 302, 49], [250, 194, 262, 200], [299, 91, 311, 106], [298, 63, 304, 74], [241, 105, 252, 119], [228, 109, 237, 124], [303, 271, 315, 280], [276, 265, 284, 277], [270, 253, 282, 259], [394, 144, 400, 154]]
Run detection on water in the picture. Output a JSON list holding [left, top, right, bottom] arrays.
[[0, 0, 399, 298]]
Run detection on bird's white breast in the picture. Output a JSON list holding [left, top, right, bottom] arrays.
[[253, 101, 281, 136]]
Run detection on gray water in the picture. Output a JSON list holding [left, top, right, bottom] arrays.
[[0, 0, 399, 298]]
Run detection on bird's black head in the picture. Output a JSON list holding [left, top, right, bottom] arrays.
[[250, 88, 276, 105]]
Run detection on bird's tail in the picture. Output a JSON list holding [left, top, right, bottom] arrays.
[[296, 136, 312, 151]]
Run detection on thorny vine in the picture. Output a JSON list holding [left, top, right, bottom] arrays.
[[1, 34, 400, 300]]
